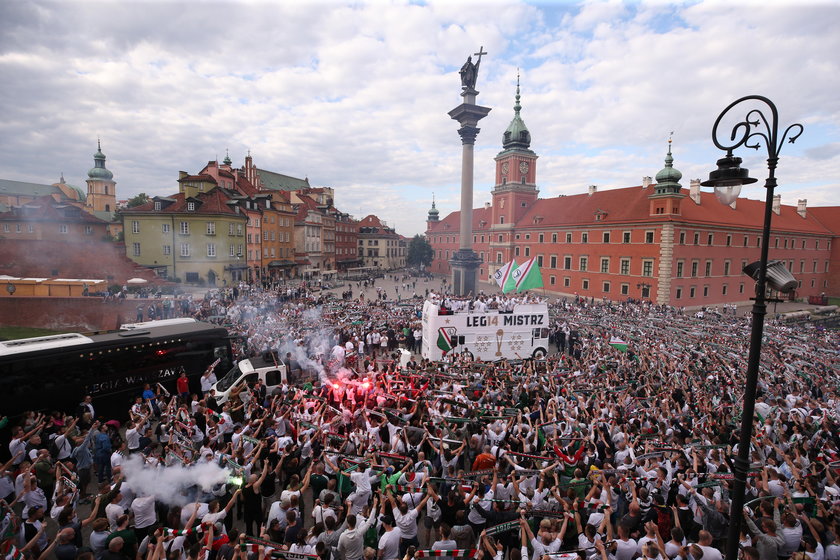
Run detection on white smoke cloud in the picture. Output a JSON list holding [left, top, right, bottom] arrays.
[[120, 455, 231, 506]]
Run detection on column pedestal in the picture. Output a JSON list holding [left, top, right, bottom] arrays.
[[450, 249, 482, 297]]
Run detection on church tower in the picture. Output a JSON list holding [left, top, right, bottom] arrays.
[[426, 193, 440, 227], [85, 140, 117, 214], [648, 138, 686, 216], [491, 74, 539, 228]]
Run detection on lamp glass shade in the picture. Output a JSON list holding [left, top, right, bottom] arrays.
[[743, 259, 798, 294], [714, 184, 742, 206]]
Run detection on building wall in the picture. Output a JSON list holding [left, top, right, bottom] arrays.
[[429, 218, 833, 305], [0, 297, 158, 332], [123, 213, 247, 284], [0, 219, 107, 242], [334, 216, 359, 270]]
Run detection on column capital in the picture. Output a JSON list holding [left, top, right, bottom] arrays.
[[458, 125, 481, 145]]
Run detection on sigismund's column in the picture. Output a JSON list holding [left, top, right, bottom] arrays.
[[448, 47, 491, 296]]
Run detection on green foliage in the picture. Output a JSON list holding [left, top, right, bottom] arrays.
[[126, 193, 151, 208], [406, 234, 434, 268]]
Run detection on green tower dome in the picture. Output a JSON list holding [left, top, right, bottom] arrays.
[[88, 140, 114, 181], [502, 73, 531, 150], [427, 195, 440, 222], [654, 140, 682, 194]]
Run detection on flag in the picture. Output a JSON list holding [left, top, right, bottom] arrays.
[[437, 327, 457, 355], [492, 260, 518, 292], [512, 258, 543, 292], [609, 336, 628, 352]]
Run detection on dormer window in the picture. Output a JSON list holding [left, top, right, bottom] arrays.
[[154, 201, 161, 211], [187, 202, 195, 211]]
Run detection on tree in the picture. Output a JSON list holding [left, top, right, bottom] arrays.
[[126, 193, 151, 208], [406, 234, 434, 269]]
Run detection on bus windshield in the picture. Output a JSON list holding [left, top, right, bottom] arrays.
[[214, 364, 243, 392]]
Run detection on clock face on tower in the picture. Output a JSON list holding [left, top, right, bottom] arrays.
[[519, 161, 529, 174], [501, 162, 509, 175]]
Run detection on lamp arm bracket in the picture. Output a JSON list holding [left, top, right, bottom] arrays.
[[711, 95, 802, 161]]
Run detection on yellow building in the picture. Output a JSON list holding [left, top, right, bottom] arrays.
[[121, 177, 247, 285]]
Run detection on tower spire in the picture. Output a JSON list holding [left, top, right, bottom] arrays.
[[514, 68, 521, 115], [427, 192, 440, 223], [655, 133, 682, 194], [501, 71, 530, 150]]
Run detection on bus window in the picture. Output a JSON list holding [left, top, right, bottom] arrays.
[[244, 373, 258, 386], [541, 328, 550, 338], [265, 370, 283, 387]]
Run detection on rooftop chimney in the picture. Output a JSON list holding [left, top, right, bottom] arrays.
[[588, 184, 597, 196], [641, 176, 652, 189], [797, 199, 807, 218], [772, 194, 781, 215], [689, 179, 701, 205]]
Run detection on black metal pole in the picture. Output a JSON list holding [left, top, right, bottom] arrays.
[[723, 160, 777, 560]]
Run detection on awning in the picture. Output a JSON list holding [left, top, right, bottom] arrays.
[[267, 260, 296, 268]]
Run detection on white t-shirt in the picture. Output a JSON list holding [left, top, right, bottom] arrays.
[[698, 545, 723, 560], [126, 428, 140, 450], [393, 508, 420, 539], [311, 505, 337, 525], [530, 536, 562, 560], [378, 529, 402, 560], [467, 490, 494, 524], [106, 503, 124, 531], [615, 538, 639, 560], [131, 495, 157, 529]]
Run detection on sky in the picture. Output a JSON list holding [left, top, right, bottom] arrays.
[[1, 0, 838, 237]]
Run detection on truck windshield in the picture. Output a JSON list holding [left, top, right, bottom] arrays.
[[214, 364, 242, 392]]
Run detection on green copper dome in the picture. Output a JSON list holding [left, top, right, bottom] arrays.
[[427, 195, 440, 221], [502, 74, 531, 150], [88, 140, 114, 181], [654, 141, 682, 194]]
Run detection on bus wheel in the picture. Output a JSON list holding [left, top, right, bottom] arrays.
[[532, 347, 547, 359]]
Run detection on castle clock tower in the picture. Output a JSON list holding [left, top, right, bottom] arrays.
[[491, 75, 539, 229]]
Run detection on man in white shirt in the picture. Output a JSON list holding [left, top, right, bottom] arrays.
[[378, 515, 402, 560], [200, 367, 217, 396], [131, 494, 156, 541]]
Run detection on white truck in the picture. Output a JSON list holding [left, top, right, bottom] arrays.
[[421, 300, 550, 361], [208, 358, 288, 405]]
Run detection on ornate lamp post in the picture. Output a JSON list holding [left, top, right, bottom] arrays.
[[700, 95, 803, 560]]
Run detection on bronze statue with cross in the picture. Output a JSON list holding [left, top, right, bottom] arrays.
[[459, 46, 487, 91]]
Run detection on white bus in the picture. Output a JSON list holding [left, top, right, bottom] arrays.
[[421, 300, 550, 361]]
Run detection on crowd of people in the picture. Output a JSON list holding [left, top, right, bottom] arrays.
[[2, 277, 839, 560]]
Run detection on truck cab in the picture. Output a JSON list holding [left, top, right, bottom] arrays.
[[209, 358, 287, 405]]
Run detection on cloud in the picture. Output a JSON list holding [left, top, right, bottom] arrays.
[[0, 0, 838, 238]]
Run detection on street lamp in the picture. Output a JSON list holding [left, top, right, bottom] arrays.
[[700, 95, 803, 560], [636, 282, 651, 299]]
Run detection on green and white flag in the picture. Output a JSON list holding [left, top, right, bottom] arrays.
[[437, 327, 457, 356], [609, 336, 628, 352], [493, 259, 518, 293], [512, 258, 543, 292]]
